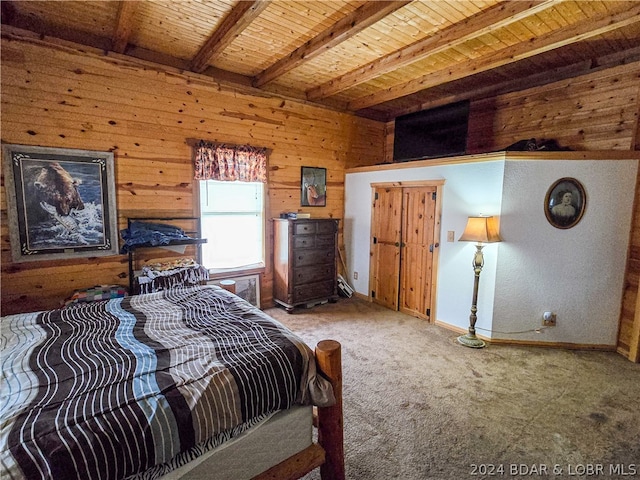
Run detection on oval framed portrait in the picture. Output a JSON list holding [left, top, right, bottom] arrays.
[[544, 177, 586, 229]]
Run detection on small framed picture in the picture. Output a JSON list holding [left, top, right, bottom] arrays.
[[3, 144, 119, 262], [544, 177, 586, 229], [209, 274, 261, 307], [301, 166, 326, 207]]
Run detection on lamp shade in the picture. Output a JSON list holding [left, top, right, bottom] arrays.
[[458, 216, 502, 243]]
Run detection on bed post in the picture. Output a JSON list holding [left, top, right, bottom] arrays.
[[315, 340, 345, 480]]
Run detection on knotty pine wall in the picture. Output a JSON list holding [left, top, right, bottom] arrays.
[[0, 33, 385, 315], [465, 63, 640, 153]]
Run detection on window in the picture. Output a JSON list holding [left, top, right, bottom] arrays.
[[199, 180, 264, 271], [193, 140, 267, 273]]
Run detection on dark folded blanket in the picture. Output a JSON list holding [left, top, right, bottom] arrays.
[[120, 221, 191, 253]]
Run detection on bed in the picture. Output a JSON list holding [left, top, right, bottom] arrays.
[[0, 284, 344, 480]]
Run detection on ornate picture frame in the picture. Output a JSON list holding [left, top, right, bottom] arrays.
[[544, 177, 586, 229], [300, 166, 327, 207], [3, 144, 119, 262]]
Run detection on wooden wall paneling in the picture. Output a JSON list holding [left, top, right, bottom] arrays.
[[618, 164, 640, 360], [383, 120, 395, 164], [618, 258, 637, 350], [2, 258, 129, 311], [615, 74, 640, 362], [1, 34, 384, 315], [4, 44, 369, 151], [467, 62, 640, 152], [630, 280, 640, 362]]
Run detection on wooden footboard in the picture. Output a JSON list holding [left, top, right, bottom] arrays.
[[253, 339, 345, 480], [315, 340, 345, 480]]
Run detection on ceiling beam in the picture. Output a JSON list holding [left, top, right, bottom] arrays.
[[348, 3, 640, 112], [252, 1, 411, 88], [307, 0, 562, 101], [111, 1, 138, 53], [190, 0, 269, 74]]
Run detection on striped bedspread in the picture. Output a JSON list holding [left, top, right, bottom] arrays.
[[1, 285, 333, 480]]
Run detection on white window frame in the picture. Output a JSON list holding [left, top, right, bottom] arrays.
[[198, 180, 266, 277]]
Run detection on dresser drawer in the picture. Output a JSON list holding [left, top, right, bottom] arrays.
[[293, 248, 334, 267], [292, 220, 337, 236], [315, 221, 337, 234], [315, 234, 335, 247], [293, 265, 335, 285], [293, 279, 335, 303], [293, 233, 335, 249], [293, 222, 317, 235], [293, 235, 315, 249]]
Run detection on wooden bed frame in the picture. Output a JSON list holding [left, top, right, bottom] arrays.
[[254, 339, 345, 480]]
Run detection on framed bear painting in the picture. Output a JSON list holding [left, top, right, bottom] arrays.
[[3, 144, 118, 262]]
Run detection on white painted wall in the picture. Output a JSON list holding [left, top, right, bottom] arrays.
[[344, 154, 638, 346], [493, 159, 638, 345]]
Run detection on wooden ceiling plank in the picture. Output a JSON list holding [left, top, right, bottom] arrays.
[[348, 2, 640, 112], [307, 0, 562, 102], [252, 1, 411, 88], [111, 1, 139, 54], [382, 50, 640, 122], [189, 0, 270, 74], [390, 59, 595, 120], [1, 1, 114, 52]]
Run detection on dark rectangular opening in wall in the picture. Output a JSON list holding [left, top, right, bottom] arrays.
[[393, 100, 470, 162]]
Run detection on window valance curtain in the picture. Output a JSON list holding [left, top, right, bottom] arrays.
[[193, 141, 267, 183]]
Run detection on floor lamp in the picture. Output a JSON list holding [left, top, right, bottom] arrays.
[[457, 215, 502, 348]]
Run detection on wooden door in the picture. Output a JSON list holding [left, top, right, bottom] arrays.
[[370, 187, 402, 310], [370, 183, 439, 320], [399, 187, 437, 319]]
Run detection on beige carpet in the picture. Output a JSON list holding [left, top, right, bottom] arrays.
[[265, 297, 640, 480]]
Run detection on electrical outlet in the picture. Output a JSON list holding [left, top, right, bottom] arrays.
[[447, 231, 455, 242], [543, 312, 557, 327], [353, 271, 358, 280]]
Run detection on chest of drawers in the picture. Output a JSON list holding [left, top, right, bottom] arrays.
[[273, 218, 339, 312]]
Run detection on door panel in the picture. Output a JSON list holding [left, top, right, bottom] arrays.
[[400, 187, 436, 319], [370, 187, 402, 310], [370, 184, 438, 319]]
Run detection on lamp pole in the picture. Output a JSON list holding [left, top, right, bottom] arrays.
[[457, 215, 501, 348], [458, 243, 486, 348]]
